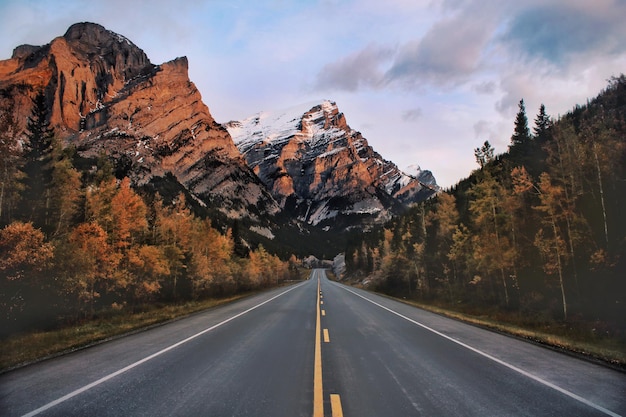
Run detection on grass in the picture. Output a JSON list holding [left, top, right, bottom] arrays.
[[0, 295, 248, 373], [389, 297, 626, 369]]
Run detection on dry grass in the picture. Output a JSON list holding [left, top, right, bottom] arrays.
[[0, 295, 246, 372], [395, 298, 626, 368]]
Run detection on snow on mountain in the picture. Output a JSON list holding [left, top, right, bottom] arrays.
[[227, 100, 344, 154], [226, 100, 438, 230]]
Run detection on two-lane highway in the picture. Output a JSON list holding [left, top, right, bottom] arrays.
[[317, 273, 625, 416], [1, 269, 624, 416]]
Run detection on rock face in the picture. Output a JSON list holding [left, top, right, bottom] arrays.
[[226, 100, 437, 228], [0, 22, 278, 219]]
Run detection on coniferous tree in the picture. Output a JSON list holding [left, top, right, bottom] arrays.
[[474, 140, 495, 169], [511, 99, 531, 147], [533, 104, 551, 141], [508, 99, 532, 166], [20, 91, 55, 232]]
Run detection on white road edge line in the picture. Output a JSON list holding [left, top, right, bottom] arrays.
[[337, 285, 622, 417], [21, 282, 306, 417]]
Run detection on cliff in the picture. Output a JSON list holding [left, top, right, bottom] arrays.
[[226, 100, 438, 229], [0, 22, 278, 220]]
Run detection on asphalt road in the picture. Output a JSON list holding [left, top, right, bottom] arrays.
[[1, 269, 624, 416]]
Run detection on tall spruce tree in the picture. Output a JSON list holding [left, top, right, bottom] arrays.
[[20, 91, 55, 232], [533, 104, 551, 142], [510, 99, 532, 149]]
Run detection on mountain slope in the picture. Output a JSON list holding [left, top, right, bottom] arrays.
[[226, 100, 438, 229], [0, 22, 279, 221]]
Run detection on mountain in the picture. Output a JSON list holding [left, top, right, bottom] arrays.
[[0, 22, 279, 222], [0, 22, 438, 256], [226, 100, 438, 230]]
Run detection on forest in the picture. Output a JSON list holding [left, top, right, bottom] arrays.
[[344, 76, 626, 335], [0, 92, 298, 337]]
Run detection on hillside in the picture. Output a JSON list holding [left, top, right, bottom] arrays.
[[345, 76, 626, 339]]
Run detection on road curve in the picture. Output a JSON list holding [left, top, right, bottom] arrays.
[[0, 269, 624, 416]]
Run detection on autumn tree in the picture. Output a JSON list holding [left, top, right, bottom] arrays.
[[126, 244, 169, 307], [50, 147, 82, 238], [468, 171, 515, 306], [533, 173, 571, 320], [85, 177, 118, 236], [110, 177, 148, 251], [188, 219, 235, 298], [513, 168, 570, 320], [154, 193, 194, 300], [432, 192, 461, 296], [63, 222, 119, 317], [0, 222, 54, 329]]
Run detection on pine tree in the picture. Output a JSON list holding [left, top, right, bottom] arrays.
[[20, 91, 55, 232], [474, 140, 495, 169], [533, 104, 551, 142], [511, 99, 531, 148]]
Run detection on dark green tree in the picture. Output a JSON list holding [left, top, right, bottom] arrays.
[[533, 104, 552, 142], [510, 99, 532, 149], [474, 140, 495, 169], [20, 91, 55, 232]]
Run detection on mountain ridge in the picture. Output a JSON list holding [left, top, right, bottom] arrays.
[[226, 100, 438, 229], [0, 22, 280, 222], [0, 22, 437, 245]]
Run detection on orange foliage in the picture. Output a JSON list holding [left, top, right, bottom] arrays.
[[0, 222, 53, 280]]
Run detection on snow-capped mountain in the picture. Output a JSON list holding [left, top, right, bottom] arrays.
[[226, 100, 438, 229]]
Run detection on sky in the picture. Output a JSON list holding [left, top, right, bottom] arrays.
[[1, 0, 625, 187]]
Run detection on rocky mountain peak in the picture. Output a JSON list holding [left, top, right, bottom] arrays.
[[0, 22, 279, 223], [61, 22, 151, 80], [227, 101, 438, 229]]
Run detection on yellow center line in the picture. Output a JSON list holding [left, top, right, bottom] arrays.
[[321, 310, 326, 316], [330, 394, 344, 417], [323, 328, 330, 343], [313, 272, 323, 417]]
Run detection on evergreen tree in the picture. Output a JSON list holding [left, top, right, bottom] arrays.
[[474, 140, 495, 169], [20, 91, 55, 232], [511, 99, 531, 147], [533, 104, 551, 141]]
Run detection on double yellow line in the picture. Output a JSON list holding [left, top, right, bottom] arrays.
[[313, 271, 343, 417]]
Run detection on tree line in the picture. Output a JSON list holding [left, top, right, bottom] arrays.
[[0, 91, 299, 336], [345, 76, 625, 328]]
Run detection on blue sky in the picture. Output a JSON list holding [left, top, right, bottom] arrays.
[[1, 0, 625, 187]]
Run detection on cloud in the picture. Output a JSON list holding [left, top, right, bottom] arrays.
[[401, 108, 423, 122], [315, 44, 394, 91], [473, 81, 496, 94], [314, 2, 498, 92], [385, 16, 493, 86], [501, 1, 626, 67]]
